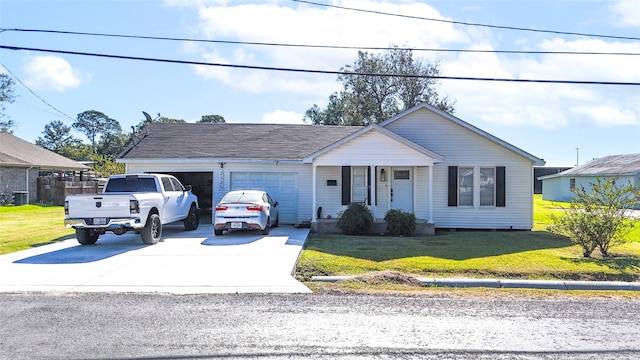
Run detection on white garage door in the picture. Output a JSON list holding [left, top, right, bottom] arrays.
[[230, 172, 298, 225]]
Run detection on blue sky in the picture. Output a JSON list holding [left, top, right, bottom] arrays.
[[1, 0, 639, 166]]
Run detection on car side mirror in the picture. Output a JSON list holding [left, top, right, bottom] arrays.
[[184, 185, 192, 192], [274, 201, 279, 207]]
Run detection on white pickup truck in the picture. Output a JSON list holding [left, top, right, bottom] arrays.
[[64, 174, 200, 245]]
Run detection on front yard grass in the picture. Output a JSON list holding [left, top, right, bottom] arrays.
[[296, 195, 640, 283], [0, 204, 74, 254]]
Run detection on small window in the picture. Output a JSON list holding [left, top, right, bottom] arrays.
[[458, 167, 474, 206], [161, 177, 174, 192], [352, 167, 367, 203], [570, 178, 576, 191], [480, 168, 495, 206], [394, 170, 410, 180], [326, 179, 337, 186], [170, 177, 184, 191]]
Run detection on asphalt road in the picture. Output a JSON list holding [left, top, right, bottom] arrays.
[[1, 292, 639, 359]]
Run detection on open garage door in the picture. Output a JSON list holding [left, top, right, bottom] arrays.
[[231, 172, 298, 225], [166, 172, 213, 213]]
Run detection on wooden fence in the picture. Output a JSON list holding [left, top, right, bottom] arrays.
[[37, 177, 105, 205]]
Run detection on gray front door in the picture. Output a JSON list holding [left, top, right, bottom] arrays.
[[391, 167, 413, 213]]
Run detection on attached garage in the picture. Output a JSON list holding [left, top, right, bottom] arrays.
[[230, 172, 298, 225]]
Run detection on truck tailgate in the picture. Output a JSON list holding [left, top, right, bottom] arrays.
[[66, 195, 133, 219]]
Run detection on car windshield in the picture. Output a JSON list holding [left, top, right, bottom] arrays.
[[222, 192, 261, 203], [105, 177, 157, 193]]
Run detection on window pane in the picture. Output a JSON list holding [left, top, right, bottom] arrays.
[[459, 167, 473, 206], [352, 167, 366, 203], [480, 168, 495, 206]]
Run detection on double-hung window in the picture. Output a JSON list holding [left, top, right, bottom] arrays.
[[480, 167, 496, 206], [449, 166, 506, 207]]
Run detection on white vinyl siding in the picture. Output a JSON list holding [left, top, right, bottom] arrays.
[[385, 108, 536, 230]]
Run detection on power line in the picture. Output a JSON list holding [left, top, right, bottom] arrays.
[[0, 63, 74, 120], [293, 0, 640, 42], [2, 28, 639, 57], [1, 45, 638, 86]]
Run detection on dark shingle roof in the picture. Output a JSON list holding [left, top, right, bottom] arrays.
[[120, 123, 362, 160], [557, 154, 640, 176], [0, 132, 88, 170]]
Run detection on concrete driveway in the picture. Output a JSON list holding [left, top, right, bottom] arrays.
[[0, 224, 311, 294]]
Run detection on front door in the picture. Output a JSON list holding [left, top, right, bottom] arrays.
[[390, 167, 413, 212]]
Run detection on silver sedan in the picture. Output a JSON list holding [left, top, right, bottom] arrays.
[[213, 190, 279, 236]]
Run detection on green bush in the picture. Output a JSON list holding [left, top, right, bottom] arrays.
[[384, 209, 417, 236], [337, 203, 373, 235]]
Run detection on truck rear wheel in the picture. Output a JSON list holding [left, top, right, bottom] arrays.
[[76, 228, 99, 245], [183, 204, 200, 231], [141, 214, 162, 245]]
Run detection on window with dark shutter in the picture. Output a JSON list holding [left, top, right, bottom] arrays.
[[448, 166, 458, 206], [496, 166, 506, 207], [342, 166, 351, 205]]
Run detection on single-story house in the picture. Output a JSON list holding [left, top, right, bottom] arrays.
[[119, 103, 545, 232], [539, 153, 640, 206], [0, 132, 89, 204]]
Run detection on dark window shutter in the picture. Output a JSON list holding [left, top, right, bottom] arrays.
[[496, 166, 506, 207], [448, 166, 458, 206], [342, 166, 351, 205], [367, 166, 371, 205]]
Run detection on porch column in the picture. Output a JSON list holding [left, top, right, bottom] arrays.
[[370, 165, 376, 219], [312, 164, 317, 222], [428, 165, 434, 223]]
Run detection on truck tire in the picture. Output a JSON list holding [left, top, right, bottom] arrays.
[[76, 228, 99, 245], [183, 204, 200, 231], [141, 213, 161, 245]]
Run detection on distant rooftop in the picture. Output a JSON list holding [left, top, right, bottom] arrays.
[[550, 154, 640, 177], [0, 132, 88, 170]]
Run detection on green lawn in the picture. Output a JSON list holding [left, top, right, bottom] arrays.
[[296, 195, 640, 283], [0, 205, 74, 254]]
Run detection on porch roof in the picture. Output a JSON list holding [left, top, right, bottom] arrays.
[[303, 124, 445, 166]]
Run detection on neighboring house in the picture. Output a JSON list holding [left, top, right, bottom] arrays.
[[119, 103, 545, 232], [0, 132, 88, 204], [533, 167, 572, 194], [539, 154, 640, 206]]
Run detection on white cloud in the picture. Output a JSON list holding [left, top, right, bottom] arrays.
[[190, 1, 467, 97], [260, 109, 305, 124], [23, 56, 84, 92], [183, 1, 640, 131], [609, 0, 640, 27], [440, 37, 640, 130]]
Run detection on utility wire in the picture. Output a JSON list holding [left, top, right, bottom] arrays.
[[2, 28, 639, 56], [1, 45, 638, 86], [293, 0, 640, 42], [0, 63, 74, 120]]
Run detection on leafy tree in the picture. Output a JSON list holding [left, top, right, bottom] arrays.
[[36, 120, 84, 158], [198, 114, 226, 123], [73, 110, 121, 153], [550, 177, 640, 257], [305, 47, 455, 126], [0, 73, 16, 133], [88, 154, 125, 177], [96, 132, 130, 158], [135, 115, 186, 132]]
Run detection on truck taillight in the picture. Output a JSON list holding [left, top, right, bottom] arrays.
[[130, 200, 140, 214], [246, 205, 263, 211], [64, 200, 69, 215]]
